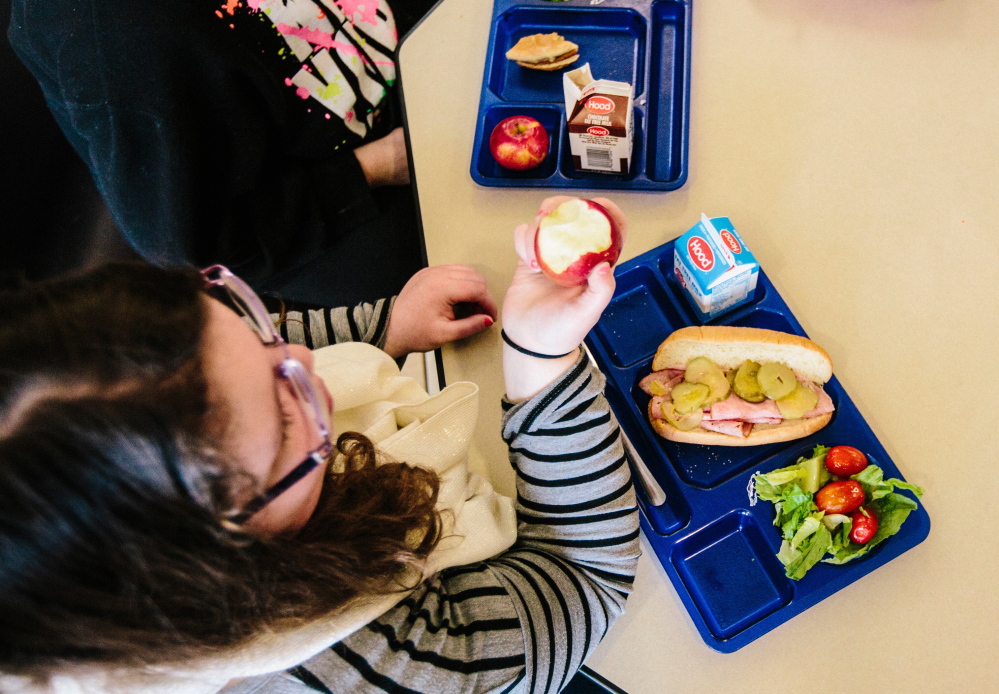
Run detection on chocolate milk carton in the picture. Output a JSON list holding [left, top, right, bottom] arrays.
[[674, 215, 759, 321], [563, 63, 633, 174]]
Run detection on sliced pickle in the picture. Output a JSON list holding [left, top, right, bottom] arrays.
[[776, 382, 819, 419], [661, 401, 704, 431], [726, 368, 738, 388], [733, 360, 766, 403], [684, 356, 731, 405], [648, 380, 667, 397], [670, 382, 710, 415], [758, 362, 797, 400]]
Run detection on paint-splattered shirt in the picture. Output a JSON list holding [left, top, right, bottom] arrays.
[[8, 0, 434, 284]]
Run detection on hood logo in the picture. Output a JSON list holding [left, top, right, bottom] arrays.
[[586, 126, 610, 137], [688, 236, 715, 271], [584, 96, 615, 114], [720, 229, 742, 254]]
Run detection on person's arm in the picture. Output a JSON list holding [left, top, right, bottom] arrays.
[[265, 297, 397, 351], [264, 265, 499, 357]]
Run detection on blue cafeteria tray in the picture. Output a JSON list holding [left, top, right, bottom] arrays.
[[583, 240, 931, 652], [470, 0, 691, 190]]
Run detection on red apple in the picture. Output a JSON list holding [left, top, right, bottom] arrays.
[[534, 198, 622, 287], [489, 116, 549, 171]]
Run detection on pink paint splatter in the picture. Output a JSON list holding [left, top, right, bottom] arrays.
[[247, 0, 261, 9], [324, 113, 331, 119], [284, 77, 293, 86], [296, 86, 310, 100], [274, 22, 392, 66], [277, 23, 355, 53], [336, 0, 378, 26]]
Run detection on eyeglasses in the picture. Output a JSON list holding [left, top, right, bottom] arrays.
[[201, 265, 334, 525]]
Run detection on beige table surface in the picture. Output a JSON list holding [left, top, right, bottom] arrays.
[[399, 0, 999, 691]]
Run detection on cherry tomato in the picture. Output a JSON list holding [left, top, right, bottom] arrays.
[[825, 445, 869, 476], [849, 506, 879, 544], [815, 480, 865, 515]]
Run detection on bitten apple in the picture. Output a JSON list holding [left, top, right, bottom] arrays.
[[489, 116, 549, 171], [534, 198, 622, 287]]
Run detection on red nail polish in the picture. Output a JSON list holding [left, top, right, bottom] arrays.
[[484, 316, 494, 327], [530, 260, 539, 269]]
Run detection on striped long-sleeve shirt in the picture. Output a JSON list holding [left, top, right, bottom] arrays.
[[266, 297, 396, 350], [225, 352, 640, 694]]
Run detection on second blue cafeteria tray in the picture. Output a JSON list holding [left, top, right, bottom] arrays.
[[583, 240, 931, 652], [470, 0, 691, 190]]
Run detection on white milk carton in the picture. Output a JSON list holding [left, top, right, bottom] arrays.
[[674, 215, 759, 321], [563, 63, 633, 174]]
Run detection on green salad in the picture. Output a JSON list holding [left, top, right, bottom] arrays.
[[752, 445, 924, 580]]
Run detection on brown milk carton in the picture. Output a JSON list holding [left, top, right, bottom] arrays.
[[563, 63, 633, 174]]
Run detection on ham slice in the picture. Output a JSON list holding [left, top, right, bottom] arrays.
[[639, 370, 685, 396], [649, 395, 668, 420], [803, 383, 835, 418], [705, 382, 834, 422], [700, 420, 752, 438], [706, 393, 782, 421]]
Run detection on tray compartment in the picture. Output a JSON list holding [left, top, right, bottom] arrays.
[[671, 511, 793, 639], [475, 105, 562, 181], [631, 370, 843, 490], [658, 254, 771, 326], [647, 0, 689, 182], [631, 377, 805, 489], [592, 264, 686, 369], [488, 7, 647, 103], [558, 110, 644, 183]]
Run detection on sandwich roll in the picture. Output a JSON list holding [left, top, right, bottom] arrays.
[[505, 32, 580, 71], [641, 326, 835, 446]]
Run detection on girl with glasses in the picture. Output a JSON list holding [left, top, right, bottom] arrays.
[[0, 198, 639, 694]]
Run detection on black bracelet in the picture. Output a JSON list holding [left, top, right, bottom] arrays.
[[501, 329, 577, 360]]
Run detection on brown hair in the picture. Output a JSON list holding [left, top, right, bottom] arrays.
[[0, 262, 441, 675]]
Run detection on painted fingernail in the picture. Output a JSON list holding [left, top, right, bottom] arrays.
[[530, 260, 539, 269], [484, 316, 494, 327]]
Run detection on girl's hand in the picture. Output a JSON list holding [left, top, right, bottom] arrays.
[[383, 265, 498, 358], [502, 196, 627, 356], [501, 197, 627, 401]]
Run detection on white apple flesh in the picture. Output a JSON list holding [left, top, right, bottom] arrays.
[[535, 198, 622, 287]]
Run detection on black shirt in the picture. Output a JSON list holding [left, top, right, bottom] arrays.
[[8, 0, 436, 284]]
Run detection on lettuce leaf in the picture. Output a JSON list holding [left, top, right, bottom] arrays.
[[783, 523, 833, 580], [853, 465, 924, 501]]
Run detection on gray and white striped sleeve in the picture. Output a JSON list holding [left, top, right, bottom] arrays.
[[270, 297, 395, 349], [492, 351, 640, 694], [227, 352, 640, 694]]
